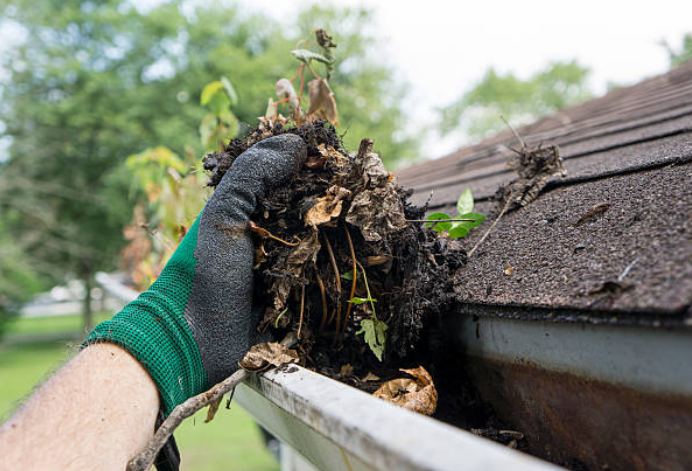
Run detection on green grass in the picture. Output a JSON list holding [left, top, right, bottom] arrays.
[[0, 315, 279, 471], [5, 312, 112, 336]]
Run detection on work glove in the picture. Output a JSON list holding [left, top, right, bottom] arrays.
[[86, 134, 306, 414]]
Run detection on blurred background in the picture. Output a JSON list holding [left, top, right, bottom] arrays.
[[0, 0, 690, 469]]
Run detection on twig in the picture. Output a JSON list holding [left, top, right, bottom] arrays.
[[501, 115, 525, 149], [127, 335, 298, 471], [618, 258, 639, 282], [297, 284, 306, 339], [468, 203, 508, 258], [406, 218, 477, 223], [341, 227, 358, 341], [316, 272, 328, 333], [322, 231, 341, 331], [250, 221, 300, 246], [140, 223, 176, 252], [126, 369, 250, 471]]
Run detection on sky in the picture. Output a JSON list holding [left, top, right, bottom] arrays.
[[243, 0, 692, 158]]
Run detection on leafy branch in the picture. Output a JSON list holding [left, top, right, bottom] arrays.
[[351, 261, 388, 361], [426, 188, 486, 238], [266, 29, 339, 126]]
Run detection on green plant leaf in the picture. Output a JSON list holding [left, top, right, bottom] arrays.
[[457, 188, 474, 215], [426, 212, 453, 232], [341, 270, 360, 280], [220, 76, 238, 106], [291, 49, 332, 65], [457, 212, 487, 229], [349, 297, 376, 305], [356, 318, 388, 361], [448, 225, 469, 238], [200, 81, 224, 105]]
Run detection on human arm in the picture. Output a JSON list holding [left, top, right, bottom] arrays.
[[0, 343, 160, 471]]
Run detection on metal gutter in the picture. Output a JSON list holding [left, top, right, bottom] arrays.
[[448, 313, 692, 471], [235, 366, 564, 471]]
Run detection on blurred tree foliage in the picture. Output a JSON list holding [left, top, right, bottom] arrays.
[[662, 33, 692, 68], [439, 60, 592, 140], [0, 0, 415, 328]]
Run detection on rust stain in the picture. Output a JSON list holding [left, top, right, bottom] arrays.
[[466, 357, 692, 471]]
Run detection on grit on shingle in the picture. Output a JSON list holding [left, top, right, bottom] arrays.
[[398, 60, 692, 321]]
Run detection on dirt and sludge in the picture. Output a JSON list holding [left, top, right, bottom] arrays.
[[203, 119, 564, 460]]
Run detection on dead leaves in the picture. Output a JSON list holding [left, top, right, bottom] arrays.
[[239, 342, 300, 373], [307, 78, 339, 125], [305, 185, 352, 228], [499, 143, 565, 212], [373, 366, 438, 416]]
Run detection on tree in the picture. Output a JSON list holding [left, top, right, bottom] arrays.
[[662, 33, 692, 68], [439, 60, 592, 140], [0, 1, 416, 328]]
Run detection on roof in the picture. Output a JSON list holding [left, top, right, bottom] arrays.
[[397, 61, 692, 324]]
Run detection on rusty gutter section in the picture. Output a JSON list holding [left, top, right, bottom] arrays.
[[449, 313, 692, 471]]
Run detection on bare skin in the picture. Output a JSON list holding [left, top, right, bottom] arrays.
[[0, 343, 159, 471]]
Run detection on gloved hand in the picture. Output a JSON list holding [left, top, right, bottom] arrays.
[[86, 134, 306, 416]]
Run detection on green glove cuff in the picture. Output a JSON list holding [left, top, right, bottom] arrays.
[[85, 217, 208, 415]]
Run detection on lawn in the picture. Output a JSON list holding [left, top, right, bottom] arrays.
[[0, 315, 279, 471]]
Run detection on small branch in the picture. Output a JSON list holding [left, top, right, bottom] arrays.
[[468, 204, 508, 258], [250, 221, 301, 246], [126, 369, 250, 471], [501, 115, 525, 149], [127, 335, 298, 471], [297, 284, 306, 339], [322, 231, 341, 331], [341, 227, 358, 341], [316, 272, 328, 333], [406, 218, 477, 223]]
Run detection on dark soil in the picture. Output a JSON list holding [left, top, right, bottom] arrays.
[[204, 120, 519, 452], [204, 120, 465, 369]]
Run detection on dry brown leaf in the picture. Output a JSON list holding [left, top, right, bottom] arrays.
[[307, 78, 339, 125], [238, 342, 300, 373], [373, 366, 437, 416], [305, 185, 352, 228], [362, 372, 380, 382], [339, 364, 354, 377]]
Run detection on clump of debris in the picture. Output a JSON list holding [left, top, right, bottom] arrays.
[[203, 119, 465, 378]]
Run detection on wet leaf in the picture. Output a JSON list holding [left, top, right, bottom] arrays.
[[238, 342, 300, 373], [373, 366, 438, 416], [357, 317, 387, 361], [457, 188, 474, 215], [307, 78, 339, 125]]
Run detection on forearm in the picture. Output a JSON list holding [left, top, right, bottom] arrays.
[[0, 343, 159, 471]]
